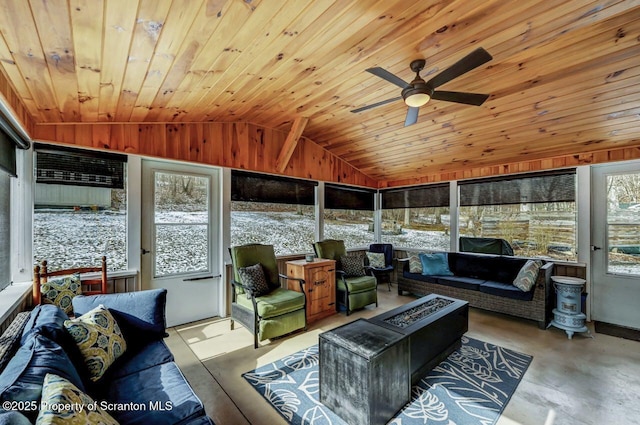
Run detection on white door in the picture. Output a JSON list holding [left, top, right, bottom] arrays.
[[141, 160, 221, 327], [591, 161, 640, 329]]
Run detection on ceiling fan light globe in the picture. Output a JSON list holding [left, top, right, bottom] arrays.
[[404, 93, 430, 107]]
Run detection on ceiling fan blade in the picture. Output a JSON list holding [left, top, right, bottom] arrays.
[[404, 106, 419, 126], [351, 96, 402, 113], [366, 67, 409, 89], [426, 48, 492, 89], [431, 91, 490, 106]]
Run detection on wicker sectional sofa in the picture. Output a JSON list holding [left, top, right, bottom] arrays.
[[397, 252, 553, 329]]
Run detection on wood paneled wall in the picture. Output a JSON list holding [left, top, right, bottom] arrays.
[[380, 147, 640, 187], [33, 122, 378, 188], [0, 69, 34, 136], [34, 121, 640, 189]]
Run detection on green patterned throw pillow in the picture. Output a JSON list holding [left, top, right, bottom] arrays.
[[41, 273, 82, 316], [366, 252, 386, 268], [513, 260, 543, 292], [36, 373, 119, 425], [64, 305, 126, 382]]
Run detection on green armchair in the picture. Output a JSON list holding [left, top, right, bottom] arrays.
[[313, 239, 378, 316], [229, 243, 307, 348]]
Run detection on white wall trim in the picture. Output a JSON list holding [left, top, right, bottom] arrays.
[[315, 182, 325, 242], [374, 191, 382, 243], [10, 148, 33, 283], [220, 168, 231, 317], [449, 181, 459, 252], [576, 165, 591, 319], [126, 156, 142, 289]]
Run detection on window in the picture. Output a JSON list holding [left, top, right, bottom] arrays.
[[605, 172, 640, 275], [153, 171, 210, 277], [33, 144, 128, 271], [231, 171, 316, 256], [458, 170, 576, 261], [381, 184, 450, 251], [1, 118, 28, 290], [324, 184, 375, 248]]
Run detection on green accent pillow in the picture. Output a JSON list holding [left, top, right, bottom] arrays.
[[513, 260, 542, 292], [238, 263, 271, 299], [41, 273, 82, 316], [340, 254, 365, 277], [366, 252, 386, 268], [64, 305, 126, 382], [408, 254, 423, 274], [36, 373, 119, 424], [419, 252, 454, 276]]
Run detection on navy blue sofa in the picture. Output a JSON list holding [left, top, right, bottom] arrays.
[[398, 251, 553, 329], [0, 289, 213, 425]]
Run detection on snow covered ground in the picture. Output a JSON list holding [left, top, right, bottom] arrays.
[[33, 210, 640, 275], [34, 210, 448, 272]]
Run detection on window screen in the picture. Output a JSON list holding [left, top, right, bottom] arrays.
[[459, 170, 576, 206], [231, 170, 317, 205], [325, 184, 375, 211], [35, 143, 127, 189], [382, 183, 449, 209]]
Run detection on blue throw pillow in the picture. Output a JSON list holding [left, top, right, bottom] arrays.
[[419, 252, 454, 276]]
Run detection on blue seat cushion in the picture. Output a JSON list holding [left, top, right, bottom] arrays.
[[402, 271, 439, 284], [100, 340, 174, 383], [436, 276, 485, 291], [0, 332, 84, 422], [371, 265, 393, 272], [184, 415, 216, 425], [106, 361, 206, 425], [479, 281, 535, 301]]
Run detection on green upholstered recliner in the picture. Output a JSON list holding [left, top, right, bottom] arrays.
[[313, 239, 378, 316], [229, 243, 306, 348]]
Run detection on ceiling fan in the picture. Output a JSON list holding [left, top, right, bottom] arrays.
[[351, 48, 493, 126]]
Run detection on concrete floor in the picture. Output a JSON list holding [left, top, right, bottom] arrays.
[[166, 290, 640, 425]]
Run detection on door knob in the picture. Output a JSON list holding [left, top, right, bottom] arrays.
[[590, 246, 601, 251], [141, 248, 151, 255]]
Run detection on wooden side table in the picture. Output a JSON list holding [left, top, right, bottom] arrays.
[[286, 259, 336, 324]]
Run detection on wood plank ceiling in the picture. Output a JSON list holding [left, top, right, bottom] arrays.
[[0, 0, 639, 187]]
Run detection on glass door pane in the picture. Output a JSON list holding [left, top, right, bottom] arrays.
[[606, 173, 640, 276], [154, 172, 210, 277]]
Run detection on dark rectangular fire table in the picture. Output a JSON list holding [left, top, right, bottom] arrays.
[[319, 294, 468, 425]]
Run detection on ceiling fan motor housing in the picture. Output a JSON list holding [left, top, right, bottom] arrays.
[[402, 78, 433, 106]]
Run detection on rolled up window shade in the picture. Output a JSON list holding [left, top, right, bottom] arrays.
[[35, 143, 127, 189], [459, 170, 576, 206], [232, 170, 317, 205], [0, 131, 16, 177], [325, 184, 375, 211], [382, 183, 449, 209]]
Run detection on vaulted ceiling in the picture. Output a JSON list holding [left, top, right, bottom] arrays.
[[0, 0, 639, 187]]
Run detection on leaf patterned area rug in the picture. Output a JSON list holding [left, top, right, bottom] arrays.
[[242, 336, 532, 425]]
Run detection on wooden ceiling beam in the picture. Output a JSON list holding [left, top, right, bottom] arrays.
[[275, 116, 309, 173]]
